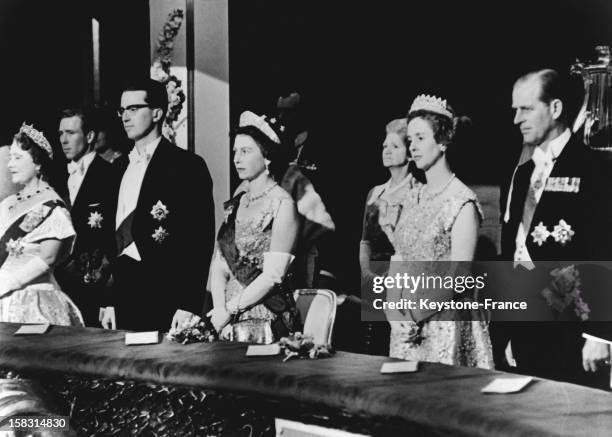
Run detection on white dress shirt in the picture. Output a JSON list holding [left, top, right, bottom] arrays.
[[513, 129, 571, 262], [67, 151, 96, 205], [116, 137, 161, 261]]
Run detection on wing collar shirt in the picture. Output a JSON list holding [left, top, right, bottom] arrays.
[[513, 128, 571, 262], [67, 151, 96, 205], [116, 136, 161, 261]]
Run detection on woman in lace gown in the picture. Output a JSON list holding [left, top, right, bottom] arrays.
[[358, 118, 419, 355], [0, 124, 83, 326], [388, 96, 492, 368], [208, 111, 300, 344]]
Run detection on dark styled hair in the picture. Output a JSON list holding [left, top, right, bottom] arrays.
[[122, 78, 168, 121], [232, 125, 290, 181], [515, 69, 582, 125], [12, 131, 53, 182], [59, 107, 95, 136], [407, 109, 471, 147]]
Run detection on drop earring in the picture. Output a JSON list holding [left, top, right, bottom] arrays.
[[264, 159, 270, 175]]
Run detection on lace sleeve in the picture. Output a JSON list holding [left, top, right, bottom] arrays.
[[25, 206, 75, 242]]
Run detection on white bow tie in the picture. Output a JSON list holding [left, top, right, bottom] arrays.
[[67, 161, 84, 176], [129, 148, 153, 165]]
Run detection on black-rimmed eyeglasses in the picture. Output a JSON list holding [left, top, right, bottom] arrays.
[[117, 104, 150, 117]]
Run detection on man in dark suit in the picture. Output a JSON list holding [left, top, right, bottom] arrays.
[[55, 107, 120, 326], [102, 78, 214, 332], [493, 69, 612, 388]]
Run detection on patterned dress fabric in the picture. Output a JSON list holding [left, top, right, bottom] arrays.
[[389, 180, 493, 368], [219, 191, 291, 344], [0, 194, 84, 326]]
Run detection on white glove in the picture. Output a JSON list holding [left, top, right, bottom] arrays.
[[0, 256, 49, 297], [227, 252, 295, 312]]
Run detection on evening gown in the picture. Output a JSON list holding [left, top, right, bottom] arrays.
[[0, 192, 84, 326], [358, 176, 416, 355], [389, 179, 493, 368], [218, 189, 296, 344]]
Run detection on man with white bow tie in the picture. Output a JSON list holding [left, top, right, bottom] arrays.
[[101, 78, 214, 332], [55, 107, 121, 327]]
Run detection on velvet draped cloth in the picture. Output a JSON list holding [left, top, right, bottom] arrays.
[[0, 323, 611, 436]]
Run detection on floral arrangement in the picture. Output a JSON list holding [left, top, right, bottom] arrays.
[[279, 332, 333, 361], [541, 265, 590, 320], [167, 315, 218, 344], [78, 249, 110, 285], [150, 9, 187, 144]]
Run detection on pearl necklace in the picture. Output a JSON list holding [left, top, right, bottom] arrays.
[[422, 173, 455, 199], [245, 183, 278, 207]]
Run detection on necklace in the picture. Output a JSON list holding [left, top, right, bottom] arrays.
[[16, 185, 52, 203], [422, 173, 455, 199], [245, 183, 278, 207]]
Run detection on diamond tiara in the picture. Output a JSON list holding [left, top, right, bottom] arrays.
[[239, 111, 281, 144], [19, 122, 53, 159], [409, 94, 454, 119]]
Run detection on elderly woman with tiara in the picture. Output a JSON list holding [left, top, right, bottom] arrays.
[[206, 111, 300, 344], [387, 95, 493, 368], [0, 124, 83, 325]]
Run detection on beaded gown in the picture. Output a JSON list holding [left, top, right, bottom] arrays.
[[389, 179, 493, 368], [218, 189, 296, 344], [0, 191, 84, 326]]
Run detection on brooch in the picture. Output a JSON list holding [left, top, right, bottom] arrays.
[[150, 201, 169, 221], [152, 226, 169, 243], [531, 222, 550, 246], [6, 238, 25, 257], [19, 206, 49, 232], [551, 219, 575, 246], [87, 211, 103, 229]]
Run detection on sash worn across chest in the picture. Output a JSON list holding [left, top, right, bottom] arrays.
[[0, 200, 62, 265]]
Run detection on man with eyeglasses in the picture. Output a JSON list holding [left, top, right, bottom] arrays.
[[54, 107, 121, 327], [101, 78, 214, 332]]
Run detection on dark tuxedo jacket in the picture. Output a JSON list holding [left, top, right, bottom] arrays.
[[113, 138, 215, 331], [55, 155, 121, 325], [494, 134, 612, 385]]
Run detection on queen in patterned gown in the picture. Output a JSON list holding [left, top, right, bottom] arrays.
[[0, 124, 83, 326], [207, 111, 300, 344], [387, 95, 492, 368]]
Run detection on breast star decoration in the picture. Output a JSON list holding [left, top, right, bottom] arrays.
[[152, 226, 169, 243], [6, 238, 25, 257], [150, 200, 169, 221], [87, 211, 103, 229], [531, 222, 551, 246], [551, 219, 574, 246]]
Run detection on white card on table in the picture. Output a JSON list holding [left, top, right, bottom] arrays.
[[380, 361, 418, 373], [125, 331, 160, 345], [14, 324, 50, 335], [582, 332, 612, 346], [246, 344, 281, 356], [481, 377, 533, 394]]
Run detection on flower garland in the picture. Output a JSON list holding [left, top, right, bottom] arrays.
[[151, 9, 187, 144]]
